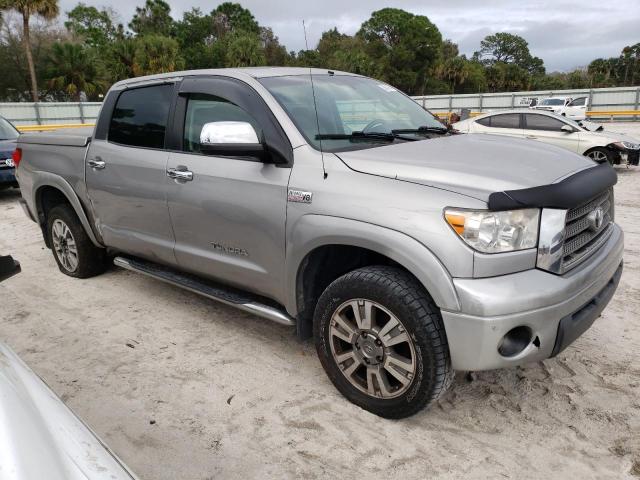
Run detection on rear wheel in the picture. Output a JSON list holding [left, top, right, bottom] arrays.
[[47, 205, 106, 278], [585, 147, 613, 164], [314, 266, 453, 418]]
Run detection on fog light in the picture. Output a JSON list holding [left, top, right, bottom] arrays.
[[498, 326, 533, 357]]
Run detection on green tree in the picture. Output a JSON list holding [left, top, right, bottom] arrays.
[[0, 0, 59, 101], [260, 27, 288, 66], [211, 2, 259, 37], [473, 32, 544, 75], [104, 37, 136, 81], [224, 30, 264, 67], [65, 3, 118, 47], [174, 8, 217, 69], [132, 34, 184, 76], [357, 8, 442, 94], [0, 15, 58, 100], [315, 28, 373, 75], [129, 0, 173, 37], [46, 42, 106, 100]]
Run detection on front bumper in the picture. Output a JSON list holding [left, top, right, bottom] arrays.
[[620, 149, 640, 166], [442, 224, 624, 370]]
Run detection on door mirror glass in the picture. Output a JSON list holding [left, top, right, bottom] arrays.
[[200, 121, 260, 145], [561, 124, 574, 133]]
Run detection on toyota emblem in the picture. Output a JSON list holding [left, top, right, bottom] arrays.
[[587, 207, 604, 231]]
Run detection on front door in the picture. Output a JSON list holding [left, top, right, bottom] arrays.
[[86, 83, 177, 265], [523, 113, 581, 153], [165, 77, 292, 301]]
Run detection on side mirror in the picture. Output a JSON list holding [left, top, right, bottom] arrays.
[[561, 125, 574, 133], [199, 121, 267, 160]]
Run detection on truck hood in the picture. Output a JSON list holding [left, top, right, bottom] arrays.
[[334, 134, 594, 203]]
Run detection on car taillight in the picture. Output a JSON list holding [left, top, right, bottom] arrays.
[[11, 148, 22, 168]]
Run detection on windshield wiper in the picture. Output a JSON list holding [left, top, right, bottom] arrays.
[[316, 131, 418, 142], [391, 125, 449, 135]]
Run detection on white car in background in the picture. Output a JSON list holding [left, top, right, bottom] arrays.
[[453, 109, 640, 166], [531, 96, 588, 120]]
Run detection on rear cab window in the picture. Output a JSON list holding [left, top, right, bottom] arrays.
[[108, 84, 173, 149]]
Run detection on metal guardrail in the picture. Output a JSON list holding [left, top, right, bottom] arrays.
[[17, 123, 95, 132], [413, 86, 640, 121]]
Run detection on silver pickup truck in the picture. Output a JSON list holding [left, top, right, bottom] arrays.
[[15, 68, 623, 418]]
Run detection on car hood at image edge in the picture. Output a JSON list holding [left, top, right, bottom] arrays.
[[335, 133, 595, 203]]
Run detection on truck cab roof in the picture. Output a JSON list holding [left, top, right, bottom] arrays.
[[112, 67, 359, 89]]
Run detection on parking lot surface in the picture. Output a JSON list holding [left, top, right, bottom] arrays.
[[1, 127, 639, 479]]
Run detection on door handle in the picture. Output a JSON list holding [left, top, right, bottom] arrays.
[[87, 157, 106, 169], [526, 135, 538, 139], [167, 167, 193, 182]]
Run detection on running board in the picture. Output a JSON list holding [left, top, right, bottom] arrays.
[[113, 256, 296, 327]]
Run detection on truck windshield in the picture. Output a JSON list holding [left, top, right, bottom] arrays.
[[0, 117, 19, 141], [259, 74, 446, 152]]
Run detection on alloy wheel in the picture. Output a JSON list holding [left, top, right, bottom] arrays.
[[588, 150, 608, 163], [51, 219, 79, 273], [329, 299, 417, 399]]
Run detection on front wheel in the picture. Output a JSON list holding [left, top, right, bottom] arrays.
[[314, 266, 453, 418], [585, 147, 613, 164]]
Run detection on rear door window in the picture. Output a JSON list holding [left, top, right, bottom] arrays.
[[108, 84, 173, 149], [487, 114, 521, 129], [524, 114, 566, 131]]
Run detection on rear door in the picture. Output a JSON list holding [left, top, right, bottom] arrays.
[[86, 83, 177, 265], [523, 113, 581, 153], [164, 76, 292, 301], [473, 113, 524, 139]]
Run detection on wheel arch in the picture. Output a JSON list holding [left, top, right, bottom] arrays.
[[286, 215, 460, 338], [32, 173, 102, 248]]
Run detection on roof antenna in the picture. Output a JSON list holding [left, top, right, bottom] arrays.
[[303, 20, 328, 179]]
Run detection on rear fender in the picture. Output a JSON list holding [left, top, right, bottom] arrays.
[[32, 172, 103, 247]]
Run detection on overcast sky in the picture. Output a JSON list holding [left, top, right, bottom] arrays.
[[59, 0, 639, 72]]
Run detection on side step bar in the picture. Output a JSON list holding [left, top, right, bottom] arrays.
[[113, 256, 296, 327]]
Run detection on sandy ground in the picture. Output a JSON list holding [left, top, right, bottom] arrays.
[[1, 126, 640, 479]]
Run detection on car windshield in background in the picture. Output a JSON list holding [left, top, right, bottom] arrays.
[[259, 74, 446, 152], [0, 117, 19, 141], [540, 99, 565, 106]]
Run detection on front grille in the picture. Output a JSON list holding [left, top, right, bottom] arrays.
[[561, 189, 614, 272]]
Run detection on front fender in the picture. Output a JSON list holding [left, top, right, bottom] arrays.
[[31, 171, 103, 247], [285, 214, 460, 315]]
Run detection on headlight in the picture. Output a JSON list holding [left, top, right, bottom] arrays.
[[612, 141, 640, 150], [444, 208, 540, 253]]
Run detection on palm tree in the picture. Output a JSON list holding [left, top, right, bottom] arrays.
[[1, 0, 59, 101], [47, 42, 106, 101]]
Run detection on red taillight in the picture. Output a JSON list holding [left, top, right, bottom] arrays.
[[11, 148, 22, 168]]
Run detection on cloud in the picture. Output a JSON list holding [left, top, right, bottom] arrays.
[[57, 0, 639, 71]]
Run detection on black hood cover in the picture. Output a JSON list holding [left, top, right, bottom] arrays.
[[488, 163, 617, 211]]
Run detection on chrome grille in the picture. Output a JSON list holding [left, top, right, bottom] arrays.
[[561, 189, 614, 272]]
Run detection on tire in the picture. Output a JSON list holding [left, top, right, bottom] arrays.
[[47, 204, 106, 278], [314, 265, 453, 419], [585, 147, 613, 165]]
